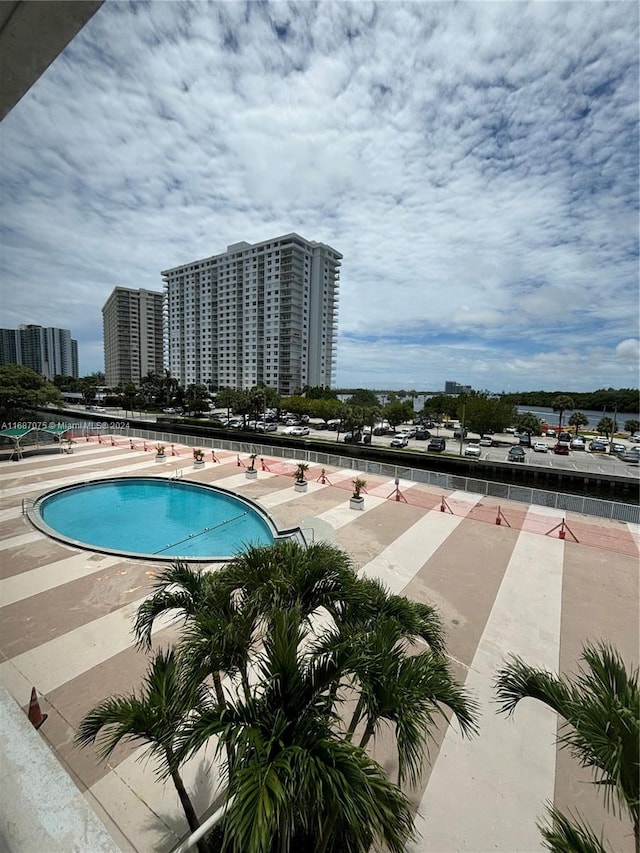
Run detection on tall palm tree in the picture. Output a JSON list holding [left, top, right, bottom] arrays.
[[76, 648, 211, 853], [552, 395, 575, 430], [179, 606, 416, 853], [495, 642, 639, 853]]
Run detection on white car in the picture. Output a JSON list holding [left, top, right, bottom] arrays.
[[290, 426, 310, 436], [631, 435, 640, 443], [479, 436, 493, 446], [533, 442, 548, 453], [464, 443, 481, 457]]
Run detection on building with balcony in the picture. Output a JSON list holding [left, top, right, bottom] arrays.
[[102, 287, 164, 387], [161, 233, 341, 395], [0, 324, 78, 379]]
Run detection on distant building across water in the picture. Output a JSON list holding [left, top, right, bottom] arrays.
[[0, 324, 78, 379]]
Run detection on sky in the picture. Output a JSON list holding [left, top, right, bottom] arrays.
[[1, 0, 638, 393]]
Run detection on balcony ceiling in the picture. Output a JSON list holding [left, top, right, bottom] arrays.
[[0, 0, 104, 120]]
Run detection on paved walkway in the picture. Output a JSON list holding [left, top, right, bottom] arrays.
[[0, 440, 637, 852]]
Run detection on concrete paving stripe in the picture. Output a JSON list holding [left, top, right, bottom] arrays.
[[0, 457, 188, 498], [410, 529, 564, 852], [0, 553, 122, 608], [88, 741, 225, 853], [0, 599, 175, 698], [359, 511, 465, 594], [1, 450, 140, 481], [258, 479, 332, 508], [0, 531, 41, 551], [0, 506, 22, 522], [316, 495, 388, 530]]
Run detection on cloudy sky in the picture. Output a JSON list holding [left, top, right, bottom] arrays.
[[1, 0, 638, 393]]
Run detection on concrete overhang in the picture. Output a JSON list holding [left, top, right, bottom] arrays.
[[0, 0, 104, 121]]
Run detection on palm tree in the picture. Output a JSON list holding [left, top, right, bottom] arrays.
[[495, 642, 639, 853], [178, 606, 417, 853], [552, 395, 575, 429], [76, 648, 211, 853], [134, 562, 255, 706], [568, 411, 589, 436]]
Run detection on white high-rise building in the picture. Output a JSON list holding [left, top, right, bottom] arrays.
[[102, 287, 164, 387], [161, 233, 341, 395]]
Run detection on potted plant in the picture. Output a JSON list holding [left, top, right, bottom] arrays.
[[246, 453, 258, 479], [294, 461, 309, 493], [61, 437, 76, 455], [193, 448, 205, 468], [350, 477, 367, 510], [155, 443, 166, 462]]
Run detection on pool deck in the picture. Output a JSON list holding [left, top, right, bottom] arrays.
[[0, 438, 638, 853]]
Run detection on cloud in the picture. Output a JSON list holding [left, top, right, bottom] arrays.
[[0, 0, 637, 393]]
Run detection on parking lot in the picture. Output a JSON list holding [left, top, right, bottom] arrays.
[[302, 424, 640, 479]]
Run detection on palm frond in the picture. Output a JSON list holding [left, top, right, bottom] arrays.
[[539, 805, 609, 853]]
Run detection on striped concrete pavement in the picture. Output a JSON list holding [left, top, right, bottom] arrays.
[[0, 441, 637, 852]]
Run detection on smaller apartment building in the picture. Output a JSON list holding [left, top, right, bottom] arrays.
[[162, 233, 341, 395], [102, 287, 164, 387]]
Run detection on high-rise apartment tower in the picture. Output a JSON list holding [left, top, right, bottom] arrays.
[[102, 287, 164, 387], [0, 325, 78, 379], [161, 233, 341, 394]]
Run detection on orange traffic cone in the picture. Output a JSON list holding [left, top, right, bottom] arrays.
[[28, 687, 48, 730]]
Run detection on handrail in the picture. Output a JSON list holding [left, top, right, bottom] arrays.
[[21, 498, 35, 515]]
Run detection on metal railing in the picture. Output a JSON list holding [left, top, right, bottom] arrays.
[[124, 427, 640, 525]]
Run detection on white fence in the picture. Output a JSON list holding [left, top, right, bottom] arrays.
[[120, 426, 640, 525]]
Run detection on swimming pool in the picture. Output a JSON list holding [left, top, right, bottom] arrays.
[[30, 477, 282, 560]]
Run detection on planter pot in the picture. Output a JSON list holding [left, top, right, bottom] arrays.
[[193, 459, 205, 468], [245, 468, 258, 479], [155, 454, 166, 463], [294, 480, 308, 493], [350, 496, 365, 510]]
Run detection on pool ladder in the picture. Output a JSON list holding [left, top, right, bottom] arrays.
[[170, 469, 183, 481]]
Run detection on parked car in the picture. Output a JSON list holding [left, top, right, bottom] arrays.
[[533, 442, 548, 453], [618, 450, 640, 464], [453, 428, 468, 438], [505, 427, 517, 434], [570, 438, 585, 450], [290, 426, 310, 436], [428, 437, 446, 452], [611, 442, 625, 453], [589, 440, 608, 452], [508, 446, 526, 462], [630, 434, 640, 443], [553, 442, 570, 455], [414, 428, 431, 440], [343, 431, 362, 443], [479, 436, 493, 447], [464, 443, 481, 457], [390, 435, 409, 448], [558, 431, 572, 443], [518, 433, 532, 447]]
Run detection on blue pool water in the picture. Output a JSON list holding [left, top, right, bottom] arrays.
[[38, 478, 275, 559]]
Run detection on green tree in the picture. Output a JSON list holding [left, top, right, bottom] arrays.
[[76, 648, 211, 853], [0, 365, 63, 419], [461, 393, 517, 436], [216, 387, 239, 421], [384, 400, 414, 429], [568, 412, 589, 435], [348, 389, 380, 408], [624, 419, 639, 435], [495, 642, 639, 853], [552, 395, 575, 429], [514, 411, 544, 436], [185, 384, 210, 416], [597, 417, 615, 439]]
